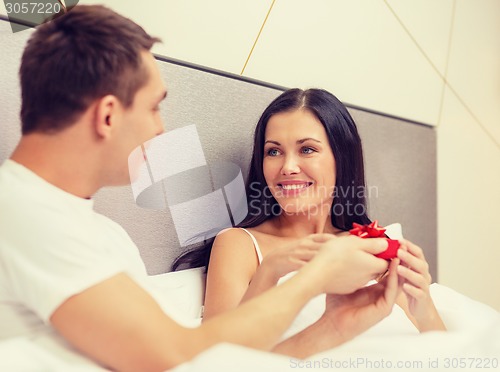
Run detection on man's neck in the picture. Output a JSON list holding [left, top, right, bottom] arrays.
[[11, 133, 101, 199]]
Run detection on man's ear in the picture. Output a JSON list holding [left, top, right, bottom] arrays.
[[94, 95, 121, 139]]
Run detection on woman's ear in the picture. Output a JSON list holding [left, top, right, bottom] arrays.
[[94, 95, 120, 139]]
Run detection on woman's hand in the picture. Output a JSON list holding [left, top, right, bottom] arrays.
[[239, 234, 335, 306], [396, 240, 446, 332], [258, 237, 322, 282]]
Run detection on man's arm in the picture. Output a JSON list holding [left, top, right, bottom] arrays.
[[51, 235, 389, 371], [51, 270, 319, 371], [272, 258, 401, 358]]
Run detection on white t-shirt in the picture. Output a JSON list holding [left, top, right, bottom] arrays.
[[0, 159, 195, 344]]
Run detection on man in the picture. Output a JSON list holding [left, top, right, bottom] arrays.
[[0, 5, 399, 371]]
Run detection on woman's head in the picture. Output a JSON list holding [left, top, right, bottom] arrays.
[[244, 88, 370, 230], [172, 88, 370, 270], [262, 108, 336, 217]]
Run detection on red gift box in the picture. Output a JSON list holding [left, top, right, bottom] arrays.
[[349, 220, 400, 259]]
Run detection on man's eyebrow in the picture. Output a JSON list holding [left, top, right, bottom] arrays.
[[155, 91, 167, 104], [154, 90, 167, 106]]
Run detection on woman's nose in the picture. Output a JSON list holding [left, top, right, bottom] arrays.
[[280, 154, 300, 175]]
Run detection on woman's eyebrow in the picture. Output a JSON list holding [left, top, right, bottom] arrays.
[[265, 138, 322, 145], [297, 138, 321, 144]]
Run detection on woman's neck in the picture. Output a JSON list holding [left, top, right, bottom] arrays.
[[272, 206, 340, 238]]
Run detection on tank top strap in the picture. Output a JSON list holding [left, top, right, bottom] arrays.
[[239, 228, 263, 265]]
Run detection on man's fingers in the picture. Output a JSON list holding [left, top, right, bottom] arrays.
[[372, 258, 390, 275], [384, 258, 401, 304], [358, 237, 388, 254]]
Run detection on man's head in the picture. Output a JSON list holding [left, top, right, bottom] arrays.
[[14, 5, 167, 191], [19, 5, 161, 135]]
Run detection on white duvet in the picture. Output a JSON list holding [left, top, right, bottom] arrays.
[[1, 269, 498, 371], [171, 280, 500, 372]]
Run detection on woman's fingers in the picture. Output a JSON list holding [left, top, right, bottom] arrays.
[[309, 233, 337, 243], [397, 265, 429, 289], [287, 250, 319, 262], [397, 246, 432, 284], [401, 239, 425, 259], [402, 282, 426, 300], [397, 249, 428, 274]]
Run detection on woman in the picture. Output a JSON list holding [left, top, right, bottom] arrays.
[[174, 88, 445, 334]]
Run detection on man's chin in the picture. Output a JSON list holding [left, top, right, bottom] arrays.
[[106, 174, 133, 187]]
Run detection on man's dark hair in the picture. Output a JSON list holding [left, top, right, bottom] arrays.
[[19, 5, 161, 134]]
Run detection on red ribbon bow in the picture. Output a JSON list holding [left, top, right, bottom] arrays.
[[349, 220, 400, 260]]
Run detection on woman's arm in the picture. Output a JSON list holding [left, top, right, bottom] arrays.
[[203, 228, 260, 320], [204, 229, 321, 319]]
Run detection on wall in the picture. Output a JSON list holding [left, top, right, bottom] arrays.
[[1, 0, 498, 310]]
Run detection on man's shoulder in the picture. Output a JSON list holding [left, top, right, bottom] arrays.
[[0, 163, 114, 239], [0, 160, 35, 212]]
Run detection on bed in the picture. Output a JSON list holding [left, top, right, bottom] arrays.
[[0, 266, 498, 371]]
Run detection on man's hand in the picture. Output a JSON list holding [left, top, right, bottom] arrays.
[[320, 258, 402, 343], [272, 258, 401, 359], [303, 234, 390, 295]]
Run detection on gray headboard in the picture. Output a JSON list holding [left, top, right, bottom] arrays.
[[0, 17, 437, 279]]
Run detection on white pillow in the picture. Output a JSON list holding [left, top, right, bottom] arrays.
[[147, 267, 206, 325]]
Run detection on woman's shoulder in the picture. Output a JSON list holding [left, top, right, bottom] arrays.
[[245, 219, 279, 236], [211, 227, 261, 271], [214, 227, 257, 248]]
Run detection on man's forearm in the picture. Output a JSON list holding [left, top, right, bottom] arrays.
[[272, 315, 344, 359], [239, 265, 280, 305], [194, 269, 321, 353]]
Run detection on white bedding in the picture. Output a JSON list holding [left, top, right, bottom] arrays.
[[1, 268, 498, 371], [171, 281, 500, 372]]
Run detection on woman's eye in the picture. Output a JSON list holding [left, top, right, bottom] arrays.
[[266, 148, 281, 156], [301, 147, 316, 154]]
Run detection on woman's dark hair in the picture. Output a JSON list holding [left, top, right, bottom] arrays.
[[172, 88, 370, 271]]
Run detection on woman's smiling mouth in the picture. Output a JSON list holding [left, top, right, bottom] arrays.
[[277, 181, 313, 196]]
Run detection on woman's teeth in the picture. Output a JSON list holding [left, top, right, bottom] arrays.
[[280, 183, 310, 190]]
